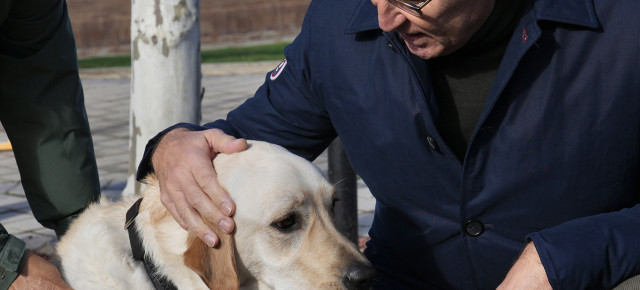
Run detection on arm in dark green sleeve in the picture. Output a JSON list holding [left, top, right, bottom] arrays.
[[0, 225, 26, 290], [0, 0, 100, 238]]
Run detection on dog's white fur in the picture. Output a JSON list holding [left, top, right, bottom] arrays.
[[57, 141, 371, 289]]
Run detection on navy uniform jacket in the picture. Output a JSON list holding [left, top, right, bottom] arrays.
[[140, 0, 640, 288]]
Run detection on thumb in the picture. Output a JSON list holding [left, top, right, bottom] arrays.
[[202, 129, 248, 154], [223, 138, 248, 154]]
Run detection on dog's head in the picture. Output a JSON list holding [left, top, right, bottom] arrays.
[[183, 141, 375, 289]]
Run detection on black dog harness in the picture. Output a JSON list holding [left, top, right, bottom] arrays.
[[125, 198, 178, 290]]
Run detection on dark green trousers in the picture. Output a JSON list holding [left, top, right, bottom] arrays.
[[0, 0, 100, 287]]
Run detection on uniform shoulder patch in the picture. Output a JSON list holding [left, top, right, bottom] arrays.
[[270, 59, 287, 81]]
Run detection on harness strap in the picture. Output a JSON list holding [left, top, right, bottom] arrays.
[[125, 198, 178, 290]]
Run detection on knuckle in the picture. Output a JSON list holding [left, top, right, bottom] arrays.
[[208, 128, 223, 135], [166, 205, 188, 230], [194, 172, 217, 190], [175, 206, 193, 227], [175, 218, 188, 230], [185, 190, 206, 206], [205, 128, 224, 138], [159, 193, 173, 207], [205, 129, 232, 147]]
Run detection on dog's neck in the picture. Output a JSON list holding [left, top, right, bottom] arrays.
[[125, 197, 178, 290]]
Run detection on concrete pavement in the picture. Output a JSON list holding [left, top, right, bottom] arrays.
[[0, 61, 375, 255]]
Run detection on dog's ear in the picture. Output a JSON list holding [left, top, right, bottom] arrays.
[[184, 224, 239, 289]]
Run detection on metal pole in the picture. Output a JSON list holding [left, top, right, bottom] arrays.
[[328, 138, 358, 245]]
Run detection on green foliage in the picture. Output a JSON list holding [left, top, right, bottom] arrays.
[[200, 42, 288, 63], [78, 42, 289, 69]]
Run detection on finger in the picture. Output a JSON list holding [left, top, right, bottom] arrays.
[[223, 138, 249, 153], [177, 205, 219, 247], [203, 129, 248, 154], [176, 190, 236, 246], [191, 166, 236, 217], [169, 187, 221, 247], [152, 128, 241, 242], [162, 169, 236, 238], [159, 190, 187, 230], [182, 181, 235, 233], [176, 142, 236, 219], [196, 130, 248, 217]]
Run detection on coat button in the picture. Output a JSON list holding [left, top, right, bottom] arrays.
[[387, 41, 398, 53], [465, 220, 484, 237], [425, 135, 439, 152]]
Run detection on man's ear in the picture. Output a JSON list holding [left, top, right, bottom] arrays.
[[184, 225, 239, 289]]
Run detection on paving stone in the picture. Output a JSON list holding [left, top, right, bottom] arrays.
[[0, 210, 25, 220], [31, 227, 57, 238], [2, 214, 42, 234], [0, 182, 19, 194], [106, 180, 127, 190], [6, 184, 25, 196], [0, 194, 30, 212], [15, 232, 58, 254]]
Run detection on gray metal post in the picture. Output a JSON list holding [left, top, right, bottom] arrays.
[[328, 138, 358, 245]]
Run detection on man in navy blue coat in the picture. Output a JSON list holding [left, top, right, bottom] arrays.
[[140, 0, 640, 288]]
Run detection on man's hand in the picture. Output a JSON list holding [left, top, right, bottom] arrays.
[[497, 242, 552, 290], [9, 252, 71, 290], [152, 128, 247, 247]]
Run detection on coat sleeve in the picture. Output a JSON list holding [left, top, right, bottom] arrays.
[[0, 0, 100, 238], [0, 225, 26, 289], [206, 1, 335, 161], [137, 0, 335, 180], [527, 204, 640, 289]]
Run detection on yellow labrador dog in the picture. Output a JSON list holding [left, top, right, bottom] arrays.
[[56, 141, 375, 289]]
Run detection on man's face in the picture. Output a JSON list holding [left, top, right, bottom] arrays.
[[371, 0, 495, 59]]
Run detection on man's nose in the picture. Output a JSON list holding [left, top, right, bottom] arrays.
[[375, 0, 407, 32]]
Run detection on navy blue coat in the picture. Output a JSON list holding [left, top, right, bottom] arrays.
[[141, 0, 640, 288]]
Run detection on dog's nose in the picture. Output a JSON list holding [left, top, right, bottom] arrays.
[[343, 262, 376, 290]]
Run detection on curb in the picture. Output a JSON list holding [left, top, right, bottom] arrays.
[[79, 60, 282, 79]]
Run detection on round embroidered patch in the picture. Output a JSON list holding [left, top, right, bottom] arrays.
[[270, 59, 287, 81]]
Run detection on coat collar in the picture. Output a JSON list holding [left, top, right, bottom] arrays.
[[344, 0, 600, 34], [531, 0, 599, 28], [344, 0, 379, 34]]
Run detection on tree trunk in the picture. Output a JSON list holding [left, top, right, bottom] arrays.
[[124, 0, 201, 195]]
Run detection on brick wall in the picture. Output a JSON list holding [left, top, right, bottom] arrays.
[[67, 0, 310, 57]]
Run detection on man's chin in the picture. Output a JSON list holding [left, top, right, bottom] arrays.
[[404, 39, 454, 60], [405, 42, 440, 60]]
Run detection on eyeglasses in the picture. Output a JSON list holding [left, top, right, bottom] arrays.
[[387, 0, 433, 16]]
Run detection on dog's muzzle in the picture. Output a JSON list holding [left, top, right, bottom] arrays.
[[343, 262, 377, 290]]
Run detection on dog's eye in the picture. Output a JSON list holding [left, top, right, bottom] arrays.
[[329, 197, 340, 215], [272, 214, 299, 232]]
